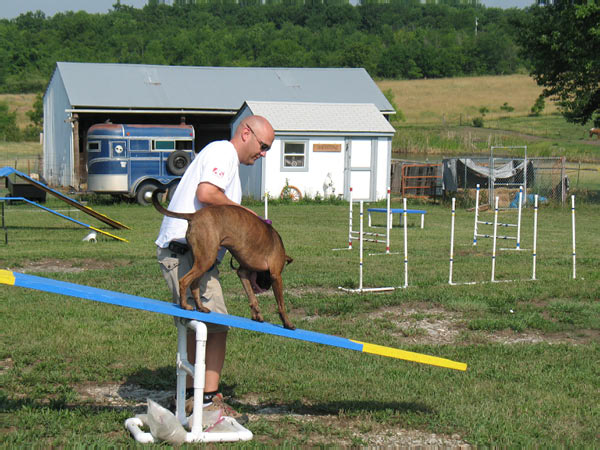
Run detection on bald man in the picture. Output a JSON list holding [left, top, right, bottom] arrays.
[[156, 116, 274, 423]]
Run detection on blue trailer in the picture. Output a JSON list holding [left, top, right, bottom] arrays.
[[86, 123, 195, 205]]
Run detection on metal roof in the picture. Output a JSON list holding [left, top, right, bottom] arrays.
[[54, 62, 395, 114], [243, 101, 395, 135]]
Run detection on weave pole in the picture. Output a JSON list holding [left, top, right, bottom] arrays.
[[532, 194, 539, 280], [449, 197, 456, 285], [571, 195, 576, 279]]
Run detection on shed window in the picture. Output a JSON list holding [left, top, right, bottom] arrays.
[[282, 141, 307, 170]]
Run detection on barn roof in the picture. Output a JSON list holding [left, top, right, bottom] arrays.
[[242, 101, 395, 135], [53, 62, 395, 115]]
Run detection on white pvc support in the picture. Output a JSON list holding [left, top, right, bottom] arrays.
[[332, 187, 353, 251], [386, 187, 391, 254], [449, 197, 456, 285], [264, 192, 268, 220], [349, 187, 353, 250], [127, 320, 252, 444], [571, 195, 576, 279], [532, 194, 538, 280], [403, 198, 408, 288], [491, 196, 499, 282], [516, 186, 523, 250], [473, 184, 480, 246], [359, 201, 364, 291]]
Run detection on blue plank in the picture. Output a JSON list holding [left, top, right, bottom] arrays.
[[6, 271, 363, 352]]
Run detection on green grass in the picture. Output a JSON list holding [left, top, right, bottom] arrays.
[[1, 194, 598, 446]]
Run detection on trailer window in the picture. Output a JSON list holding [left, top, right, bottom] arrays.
[[87, 141, 100, 152], [130, 139, 150, 151], [153, 140, 175, 150], [176, 140, 193, 150]]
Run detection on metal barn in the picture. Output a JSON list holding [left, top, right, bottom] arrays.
[[43, 62, 394, 197]]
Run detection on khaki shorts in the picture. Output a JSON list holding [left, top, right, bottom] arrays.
[[157, 246, 229, 333]]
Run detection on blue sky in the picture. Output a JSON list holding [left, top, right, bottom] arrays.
[[1, 0, 535, 19]]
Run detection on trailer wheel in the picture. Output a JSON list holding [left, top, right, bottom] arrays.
[[136, 182, 160, 206], [167, 151, 191, 176]]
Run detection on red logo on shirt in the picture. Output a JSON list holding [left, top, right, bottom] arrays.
[[212, 167, 225, 178]]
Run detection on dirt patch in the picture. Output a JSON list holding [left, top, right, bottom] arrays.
[[3, 258, 131, 274], [364, 304, 596, 346]]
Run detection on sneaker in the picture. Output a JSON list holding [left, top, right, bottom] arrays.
[[204, 393, 249, 425]]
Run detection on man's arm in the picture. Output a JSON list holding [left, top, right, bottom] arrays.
[[196, 182, 258, 216]]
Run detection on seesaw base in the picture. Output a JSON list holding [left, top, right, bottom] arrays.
[[125, 320, 252, 443]]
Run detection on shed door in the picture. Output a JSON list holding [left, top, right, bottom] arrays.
[[344, 138, 376, 202]]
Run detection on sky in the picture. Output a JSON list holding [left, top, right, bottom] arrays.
[[0, 0, 536, 19]]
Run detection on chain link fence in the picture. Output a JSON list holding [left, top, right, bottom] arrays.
[[392, 154, 600, 206]]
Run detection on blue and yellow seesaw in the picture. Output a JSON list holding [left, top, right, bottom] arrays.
[[0, 269, 467, 371]]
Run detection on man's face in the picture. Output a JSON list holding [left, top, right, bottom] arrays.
[[242, 123, 274, 165]]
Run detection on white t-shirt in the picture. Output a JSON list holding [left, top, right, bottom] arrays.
[[155, 140, 242, 253]]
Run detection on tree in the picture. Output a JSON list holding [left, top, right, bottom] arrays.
[[518, 3, 600, 126]]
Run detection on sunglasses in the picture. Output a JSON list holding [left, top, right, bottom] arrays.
[[245, 124, 271, 152]]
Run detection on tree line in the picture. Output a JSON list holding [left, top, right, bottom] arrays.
[[0, 1, 527, 94]]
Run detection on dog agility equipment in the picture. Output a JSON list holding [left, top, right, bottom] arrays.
[[0, 166, 129, 230], [473, 184, 523, 250], [0, 197, 127, 242], [0, 269, 467, 442]]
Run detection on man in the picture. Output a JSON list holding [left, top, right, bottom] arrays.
[[155, 115, 274, 422]]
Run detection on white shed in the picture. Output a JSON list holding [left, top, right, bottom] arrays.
[[43, 63, 394, 193], [233, 101, 395, 202]]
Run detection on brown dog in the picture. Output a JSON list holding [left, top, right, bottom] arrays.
[[152, 190, 295, 330]]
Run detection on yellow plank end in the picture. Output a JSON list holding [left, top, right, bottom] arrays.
[[0, 269, 16, 286], [352, 340, 467, 371]]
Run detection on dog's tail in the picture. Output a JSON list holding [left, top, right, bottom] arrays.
[[151, 189, 195, 221]]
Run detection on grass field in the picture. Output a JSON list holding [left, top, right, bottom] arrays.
[[1, 195, 598, 446]]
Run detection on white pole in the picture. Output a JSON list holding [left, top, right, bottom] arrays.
[[403, 198, 408, 288], [359, 200, 364, 291], [532, 194, 538, 280], [349, 187, 353, 250], [264, 192, 268, 220], [571, 195, 576, 279], [386, 187, 391, 254], [473, 183, 480, 245], [491, 196, 499, 282], [516, 185, 523, 250], [449, 197, 456, 285]]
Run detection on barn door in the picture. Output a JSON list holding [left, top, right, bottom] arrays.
[[344, 138, 376, 201]]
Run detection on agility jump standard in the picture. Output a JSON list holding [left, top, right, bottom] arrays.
[[473, 184, 523, 250], [333, 187, 393, 254], [450, 195, 540, 285]]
